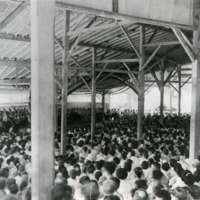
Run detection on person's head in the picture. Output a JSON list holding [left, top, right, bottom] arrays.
[[7, 183, 18, 195], [86, 163, 95, 174], [152, 170, 168, 186], [189, 185, 200, 200], [94, 171, 102, 181], [162, 163, 170, 172], [102, 162, 116, 177], [155, 189, 171, 200], [141, 161, 149, 170], [81, 180, 100, 200], [69, 169, 77, 180], [182, 171, 195, 186], [51, 183, 68, 200], [79, 176, 90, 185], [104, 195, 120, 200], [134, 167, 143, 179], [116, 168, 128, 180], [101, 179, 118, 195], [135, 179, 147, 190], [133, 189, 149, 200], [171, 187, 188, 200]]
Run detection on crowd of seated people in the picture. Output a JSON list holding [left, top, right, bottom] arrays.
[[0, 107, 199, 200]]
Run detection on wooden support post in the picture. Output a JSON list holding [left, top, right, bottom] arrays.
[[112, 0, 118, 13], [61, 10, 70, 156], [137, 26, 145, 139], [16, 66, 18, 89], [170, 89, 173, 114], [178, 65, 181, 116], [30, 0, 55, 199], [160, 60, 165, 124], [190, 14, 200, 159], [91, 47, 96, 146], [102, 91, 105, 112]]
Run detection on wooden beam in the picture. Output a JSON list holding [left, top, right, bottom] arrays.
[[61, 10, 70, 156], [140, 44, 162, 71], [112, 0, 118, 13], [79, 74, 91, 92], [181, 76, 191, 88], [54, 76, 63, 89], [150, 70, 161, 87], [137, 26, 145, 139], [67, 20, 135, 36], [143, 41, 179, 47], [0, 33, 30, 42], [0, 79, 30, 84], [169, 82, 179, 93], [172, 27, 195, 62], [66, 34, 82, 62], [147, 29, 158, 43], [164, 63, 177, 85], [160, 60, 165, 124], [30, 0, 55, 199], [95, 59, 139, 63], [110, 74, 138, 94], [144, 45, 179, 73], [123, 62, 139, 89], [69, 16, 97, 48], [178, 65, 181, 116], [55, 1, 195, 30], [190, 13, 200, 159], [145, 82, 155, 92], [0, 2, 28, 30], [55, 36, 64, 50], [120, 25, 140, 59], [95, 63, 108, 82], [179, 29, 193, 49], [69, 70, 80, 85], [68, 65, 138, 74], [91, 47, 96, 146]]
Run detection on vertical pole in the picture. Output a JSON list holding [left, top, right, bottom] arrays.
[[170, 88, 173, 114], [102, 91, 105, 112], [91, 47, 96, 146], [190, 14, 200, 159], [160, 60, 165, 124], [137, 26, 145, 139], [16, 67, 18, 89], [178, 65, 181, 116], [112, 0, 118, 13], [61, 11, 70, 156], [54, 84, 58, 133], [30, 0, 55, 199]]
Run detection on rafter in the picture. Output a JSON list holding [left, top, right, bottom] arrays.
[[0, 2, 28, 31], [140, 44, 162, 71], [172, 27, 195, 62], [120, 25, 140, 58], [55, 1, 195, 30]]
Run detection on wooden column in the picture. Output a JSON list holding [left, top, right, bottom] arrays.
[[170, 89, 173, 114], [54, 84, 58, 133], [160, 61, 165, 124], [178, 65, 181, 116], [190, 14, 200, 159], [30, 0, 55, 199], [112, 0, 118, 13], [102, 91, 105, 112], [61, 11, 70, 155], [91, 47, 96, 146], [137, 26, 145, 139]]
